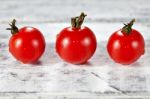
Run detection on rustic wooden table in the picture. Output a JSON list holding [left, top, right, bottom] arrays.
[[0, 0, 150, 99]]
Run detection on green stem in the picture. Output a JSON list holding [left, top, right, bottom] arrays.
[[6, 19, 19, 35], [71, 12, 87, 28], [121, 19, 135, 35]]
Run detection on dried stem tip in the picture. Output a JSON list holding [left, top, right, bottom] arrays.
[[71, 12, 87, 28], [6, 19, 19, 35], [122, 19, 135, 35]]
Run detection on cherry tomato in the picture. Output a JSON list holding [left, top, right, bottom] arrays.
[[7, 19, 45, 63], [107, 19, 145, 65], [56, 12, 97, 64]]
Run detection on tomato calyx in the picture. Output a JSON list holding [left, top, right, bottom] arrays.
[[6, 19, 19, 35], [121, 19, 135, 35], [71, 12, 87, 28]]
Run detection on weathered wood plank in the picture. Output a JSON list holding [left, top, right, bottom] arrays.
[[0, 0, 150, 23], [0, 23, 150, 97]]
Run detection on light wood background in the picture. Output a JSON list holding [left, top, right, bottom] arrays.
[[0, 0, 150, 98]]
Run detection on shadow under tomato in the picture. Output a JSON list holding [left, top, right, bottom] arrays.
[[31, 60, 42, 66], [129, 62, 142, 67], [77, 61, 93, 67]]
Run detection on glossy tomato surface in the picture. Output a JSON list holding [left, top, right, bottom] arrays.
[[107, 29, 145, 65], [9, 27, 45, 63], [56, 26, 97, 64]]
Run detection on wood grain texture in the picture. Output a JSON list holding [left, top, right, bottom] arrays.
[[0, 22, 150, 98], [0, 0, 150, 23], [0, 0, 150, 98]]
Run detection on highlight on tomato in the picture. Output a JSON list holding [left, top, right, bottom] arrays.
[[107, 19, 145, 65], [56, 12, 97, 64], [7, 19, 45, 64]]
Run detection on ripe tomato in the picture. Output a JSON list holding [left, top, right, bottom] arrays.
[[7, 19, 45, 64], [56, 12, 97, 64], [107, 19, 145, 65]]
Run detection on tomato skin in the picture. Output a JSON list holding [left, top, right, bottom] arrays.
[[56, 26, 97, 64], [107, 29, 145, 65], [9, 27, 45, 63]]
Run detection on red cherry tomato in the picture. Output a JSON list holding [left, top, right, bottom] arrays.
[[107, 19, 145, 65], [7, 19, 45, 63], [56, 13, 97, 64]]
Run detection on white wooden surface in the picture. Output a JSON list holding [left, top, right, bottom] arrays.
[[0, 0, 150, 23], [0, 0, 150, 98], [0, 22, 150, 99]]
